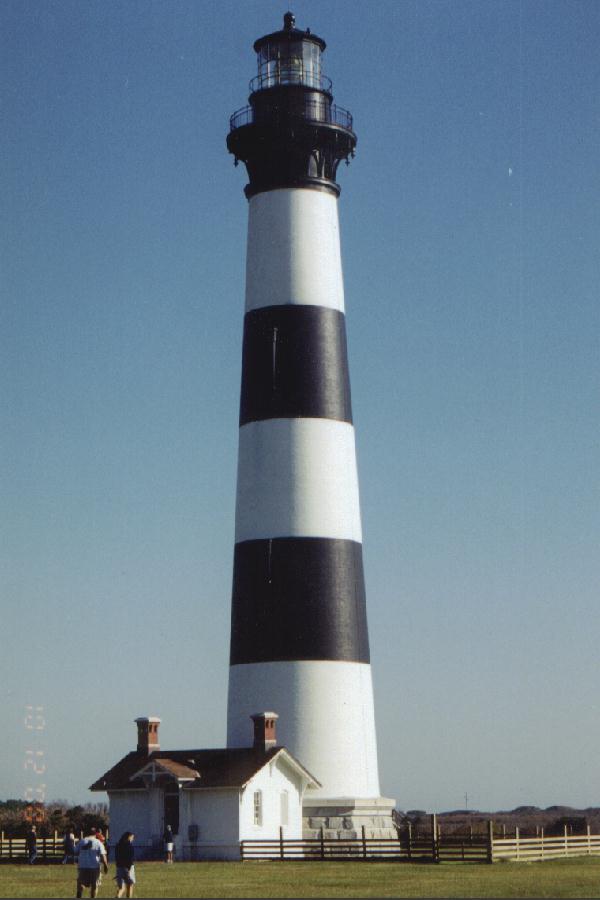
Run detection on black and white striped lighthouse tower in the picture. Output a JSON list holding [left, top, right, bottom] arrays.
[[226, 13, 395, 836]]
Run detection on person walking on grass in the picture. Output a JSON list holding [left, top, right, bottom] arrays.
[[91, 827, 107, 887], [75, 829, 108, 899], [114, 831, 136, 899]]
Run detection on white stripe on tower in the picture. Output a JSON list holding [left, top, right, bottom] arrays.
[[227, 187, 381, 799], [235, 418, 362, 543], [245, 189, 345, 312], [228, 660, 380, 798]]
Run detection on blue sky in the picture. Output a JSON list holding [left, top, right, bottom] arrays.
[[2, 0, 599, 812]]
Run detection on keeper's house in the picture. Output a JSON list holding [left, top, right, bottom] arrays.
[[90, 713, 319, 860]]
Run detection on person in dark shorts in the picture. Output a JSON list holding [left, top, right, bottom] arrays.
[[115, 831, 136, 898], [75, 831, 108, 898]]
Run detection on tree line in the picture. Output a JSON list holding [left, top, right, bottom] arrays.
[[0, 800, 109, 837], [393, 806, 600, 837]]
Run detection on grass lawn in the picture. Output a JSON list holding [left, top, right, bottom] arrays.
[[1, 858, 600, 898]]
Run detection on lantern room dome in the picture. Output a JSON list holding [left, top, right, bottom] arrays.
[[251, 11, 329, 93]]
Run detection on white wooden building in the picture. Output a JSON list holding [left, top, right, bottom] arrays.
[[90, 714, 320, 860]]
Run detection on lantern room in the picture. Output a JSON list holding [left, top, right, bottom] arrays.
[[251, 12, 330, 94]]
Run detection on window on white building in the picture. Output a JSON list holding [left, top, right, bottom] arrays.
[[280, 790, 289, 827], [253, 790, 262, 826]]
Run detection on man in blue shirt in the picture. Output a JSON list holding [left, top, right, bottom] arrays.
[[75, 831, 108, 899]]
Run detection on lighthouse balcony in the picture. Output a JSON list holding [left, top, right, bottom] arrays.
[[250, 68, 333, 94], [229, 99, 353, 134]]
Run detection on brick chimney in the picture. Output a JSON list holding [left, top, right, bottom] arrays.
[[135, 717, 161, 755], [251, 712, 278, 753]]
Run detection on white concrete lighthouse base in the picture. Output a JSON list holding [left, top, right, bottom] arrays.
[[303, 796, 397, 840]]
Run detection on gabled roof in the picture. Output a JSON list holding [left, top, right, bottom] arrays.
[[90, 747, 320, 792], [131, 758, 199, 782]]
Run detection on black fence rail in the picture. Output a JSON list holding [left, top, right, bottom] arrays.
[[414, 836, 490, 863], [240, 824, 490, 863], [242, 836, 406, 861]]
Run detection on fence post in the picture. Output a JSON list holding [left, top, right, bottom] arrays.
[[587, 824, 591, 855], [406, 822, 412, 861], [431, 814, 438, 863], [361, 825, 367, 859], [239, 840, 244, 860], [564, 824, 568, 856], [320, 827, 324, 860], [515, 826, 519, 861], [487, 820, 494, 864], [279, 826, 284, 860], [8, 837, 12, 860], [541, 827, 544, 859]]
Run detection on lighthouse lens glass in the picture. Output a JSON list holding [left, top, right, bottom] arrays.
[[257, 40, 322, 90], [302, 42, 321, 87]]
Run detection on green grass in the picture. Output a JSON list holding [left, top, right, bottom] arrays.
[[1, 858, 600, 898]]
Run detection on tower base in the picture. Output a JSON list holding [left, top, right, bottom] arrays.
[[303, 796, 397, 840]]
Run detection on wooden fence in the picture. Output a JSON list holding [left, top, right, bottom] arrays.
[[4, 820, 600, 865], [241, 820, 490, 862], [0, 832, 65, 861], [491, 826, 600, 862], [241, 818, 600, 864]]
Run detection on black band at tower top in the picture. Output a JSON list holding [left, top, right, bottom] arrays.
[[227, 85, 356, 199]]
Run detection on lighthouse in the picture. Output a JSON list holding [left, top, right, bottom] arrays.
[[226, 13, 395, 836]]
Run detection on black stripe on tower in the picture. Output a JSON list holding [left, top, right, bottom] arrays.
[[230, 538, 370, 665], [240, 305, 352, 426]]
